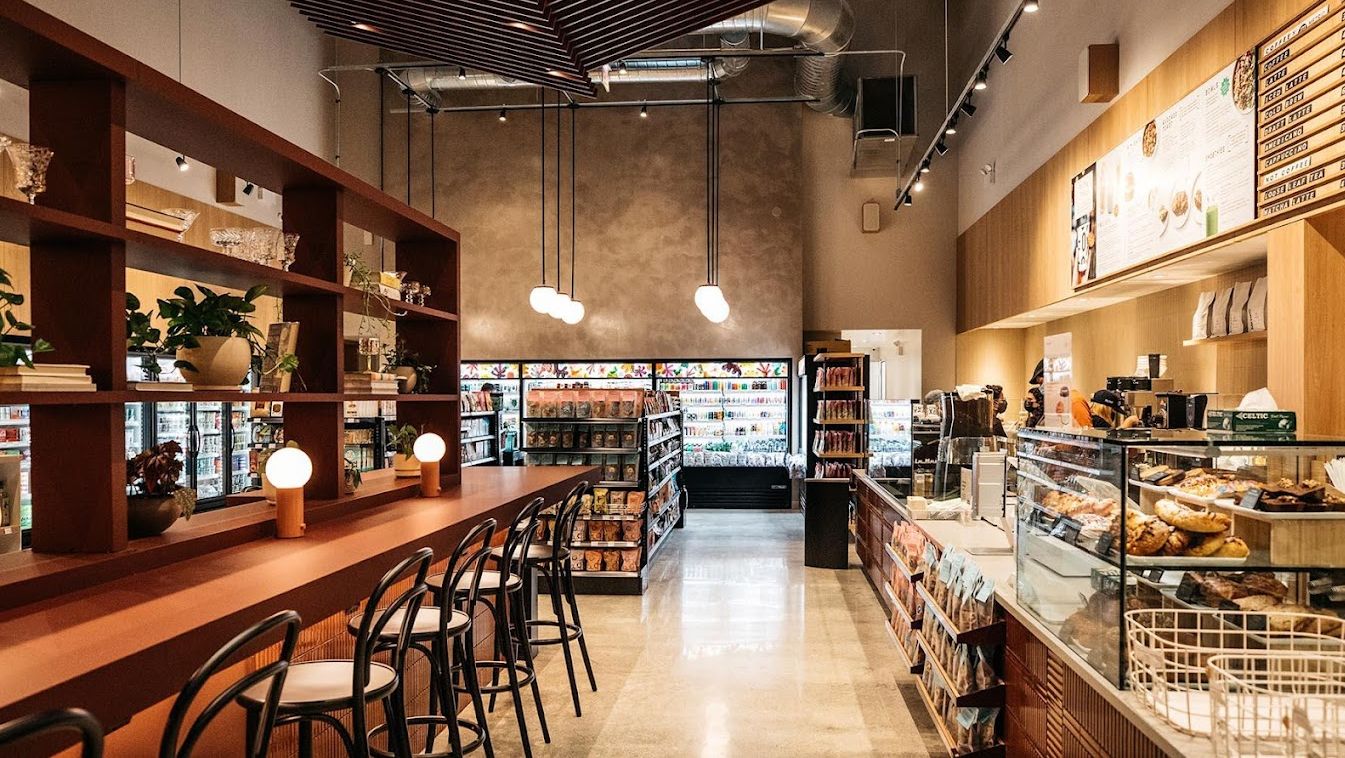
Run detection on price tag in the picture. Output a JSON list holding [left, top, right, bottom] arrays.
[[1175, 573, 1203, 604], [1096, 531, 1115, 556], [1240, 487, 1264, 511], [1145, 569, 1164, 583]]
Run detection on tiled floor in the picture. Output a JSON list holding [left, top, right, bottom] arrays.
[[472, 510, 943, 757]]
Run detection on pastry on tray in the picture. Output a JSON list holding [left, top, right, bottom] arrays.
[[1183, 531, 1230, 557], [1155, 498, 1232, 533]]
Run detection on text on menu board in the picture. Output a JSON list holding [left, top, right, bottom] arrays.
[[1257, 0, 1345, 216], [1071, 51, 1256, 288]]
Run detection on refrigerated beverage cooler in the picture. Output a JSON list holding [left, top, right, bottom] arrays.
[[140, 401, 253, 507]]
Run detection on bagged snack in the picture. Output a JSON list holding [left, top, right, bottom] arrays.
[[558, 390, 576, 418], [571, 519, 588, 543], [571, 552, 586, 571], [575, 390, 592, 418], [580, 493, 594, 515], [561, 426, 575, 449], [620, 391, 638, 418], [592, 393, 609, 418], [585, 550, 603, 571], [593, 488, 609, 510], [603, 456, 620, 481], [609, 490, 627, 508], [626, 491, 645, 513], [623, 456, 639, 482], [542, 392, 559, 418], [620, 548, 640, 571], [622, 519, 642, 541], [975, 646, 997, 691], [545, 425, 560, 448], [621, 429, 636, 448], [603, 521, 622, 541], [577, 429, 591, 448], [605, 429, 620, 448]]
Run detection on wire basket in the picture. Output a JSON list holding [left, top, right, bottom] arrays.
[[1125, 608, 1345, 735], [1210, 653, 1345, 757]]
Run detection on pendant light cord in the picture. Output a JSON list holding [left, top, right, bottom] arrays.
[[177, 0, 183, 83], [405, 88, 412, 205], [429, 109, 436, 217], [571, 105, 577, 299], [540, 89, 546, 285], [705, 75, 713, 286], [713, 93, 721, 286], [556, 93, 563, 296]]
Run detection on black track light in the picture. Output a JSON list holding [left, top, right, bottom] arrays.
[[920, 160, 931, 174], [945, 116, 959, 136], [175, 154, 189, 171], [935, 139, 949, 156], [974, 68, 989, 90], [639, 101, 649, 118], [1024, 0, 1040, 12], [498, 107, 508, 122], [903, 193, 913, 207], [960, 99, 977, 117], [457, 67, 467, 80], [242, 181, 255, 195], [995, 39, 1013, 64]]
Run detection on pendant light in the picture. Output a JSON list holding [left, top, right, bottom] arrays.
[[547, 96, 571, 319], [696, 75, 729, 324], [529, 90, 558, 313], [562, 105, 585, 324]]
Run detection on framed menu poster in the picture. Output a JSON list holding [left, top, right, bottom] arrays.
[[1077, 50, 1257, 287]]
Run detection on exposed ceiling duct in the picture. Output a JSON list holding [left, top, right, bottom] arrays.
[[401, 0, 855, 116]]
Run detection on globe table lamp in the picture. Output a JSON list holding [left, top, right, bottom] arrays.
[[265, 446, 312, 539], [414, 432, 447, 497]]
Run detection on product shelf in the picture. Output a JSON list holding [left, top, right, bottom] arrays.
[[913, 678, 1006, 758], [885, 542, 924, 582], [522, 446, 638, 454], [915, 633, 1006, 708], [916, 583, 1005, 646], [521, 417, 640, 424]]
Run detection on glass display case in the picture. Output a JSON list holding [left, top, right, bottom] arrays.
[[1014, 427, 1345, 688], [869, 399, 913, 477], [656, 360, 790, 467], [460, 361, 521, 439]]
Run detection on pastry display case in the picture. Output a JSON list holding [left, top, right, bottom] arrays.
[[1014, 427, 1345, 688]]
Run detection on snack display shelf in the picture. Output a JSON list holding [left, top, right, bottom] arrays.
[[915, 634, 1007, 708], [579, 512, 644, 521], [648, 450, 679, 470], [912, 679, 1006, 758], [461, 434, 494, 443], [570, 569, 640, 578], [879, 579, 900, 614], [571, 540, 640, 549], [521, 446, 638, 454], [647, 432, 679, 448], [916, 583, 1006, 645], [648, 467, 681, 495], [461, 411, 496, 418], [885, 621, 924, 675], [886, 543, 924, 581], [521, 417, 641, 424], [889, 586, 921, 630], [462, 457, 496, 467], [597, 480, 640, 489]]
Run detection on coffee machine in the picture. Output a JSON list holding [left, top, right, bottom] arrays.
[[1155, 392, 1213, 429]]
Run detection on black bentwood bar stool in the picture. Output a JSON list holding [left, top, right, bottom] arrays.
[[507, 482, 597, 717], [239, 548, 433, 758], [162, 609, 302, 757], [363, 520, 498, 758], [433, 497, 550, 758], [0, 708, 103, 757]]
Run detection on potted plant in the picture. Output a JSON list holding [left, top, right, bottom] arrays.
[[158, 285, 266, 389], [384, 338, 436, 394], [126, 441, 197, 537], [126, 293, 164, 382], [344, 455, 363, 494], [388, 424, 420, 477], [0, 266, 52, 368]]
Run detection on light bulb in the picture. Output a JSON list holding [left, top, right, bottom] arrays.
[[703, 296, 730, 323], [529, 285, 557, 313], [175, 155, 189, 172], [265, 447, 312, 490], [562, 299, 585, 324], [413, 432, 446, 463], [694, 284, 725, 312], [913, 179, 925, 192], [548, 291, 571, 319]]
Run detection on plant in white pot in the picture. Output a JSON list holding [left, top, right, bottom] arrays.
[[388, 424, 420, 477], [159, 285, 266, 389], [383, 338, 436, 394], [126, 441, 197, 538]]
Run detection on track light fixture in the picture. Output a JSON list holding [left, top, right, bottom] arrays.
[[903, 193, 912, 207], [175, 154, 189, 172], [457, 66, 467, 80], [960, 99, 977, 117], [639, 101, 649, 118], [920, 160, 931, 174], [995, 39, 1013, 64], [945, 117, 958, 136], [913, 178, 925, 193], [1024, 0, 1040, 12], [498, 107, 508, 122], [242, 181, 255, 195], [974, 68, 989, 90], [935, 139, 949, 156]]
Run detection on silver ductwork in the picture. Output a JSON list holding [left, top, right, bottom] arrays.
[[402, 0, 854, 115]]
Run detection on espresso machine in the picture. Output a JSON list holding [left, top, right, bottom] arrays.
[[1155, 391, 1213, 429]]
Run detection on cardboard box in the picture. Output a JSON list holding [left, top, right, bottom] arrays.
[[1206, 410, 1297, 433], [805, 339, 851, 355]]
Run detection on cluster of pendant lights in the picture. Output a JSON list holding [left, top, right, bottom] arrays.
[[528, 92, 586, 324], [696, 77, 729, 324], [901, 0, 1039, 208]]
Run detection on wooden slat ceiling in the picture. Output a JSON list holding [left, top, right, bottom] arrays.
[[290, 0, 773, 96]]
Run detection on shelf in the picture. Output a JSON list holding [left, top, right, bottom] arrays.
[[813, 451, 871, 459], [521, 417, 640, 424], [912, 679, 1006, 757], [596, 480, 640, 489], [648, 467, 681, 494], [575, 512, 643, 521], [345, 393, 458, 403], [915, 633, 1006, 707], [460, 410, 497, 418], [647, 450, 680, 470], [0, 195, 124, 247], [340, 287, 458, 322], [813, 418, 868, 425], [878, 578, 899, 613], [570, 569, 640, 577], [646, 432, 681, 448], [884, 620, 924, 675], [571, 540, 640, 548], [915, 583, 1005, 646], [1016, 450, 1108, 478], [885, 542, 924, 582], [888, 584, 921, 630], [812, 353, 866, 362], [643, 410, 682, 421], [460, 434, 495, 443], [522, 447, 638, 454], [814, 385, 866, 392], [124, 229, 345, 298], [1182, 330, 1266, 347]]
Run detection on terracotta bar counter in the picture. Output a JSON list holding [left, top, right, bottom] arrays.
[[0, 466, 593, 750]]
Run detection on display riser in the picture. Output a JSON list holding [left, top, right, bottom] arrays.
[[684, 466, 789, 509]]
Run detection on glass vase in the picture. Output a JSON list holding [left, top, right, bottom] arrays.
[[4, 141, 54, 204]]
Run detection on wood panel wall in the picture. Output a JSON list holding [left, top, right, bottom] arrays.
[[957, 1, 1304, 332]]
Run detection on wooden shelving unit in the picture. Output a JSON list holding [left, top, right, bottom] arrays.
[[804, 352, 871, 478], [0, 2, 461, 554], [1181, 329, 1266, 347]]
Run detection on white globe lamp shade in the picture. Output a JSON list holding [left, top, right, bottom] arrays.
[[704, 296, 730, 323], [694, 284, 724, 312], [413, 432, 446, 463], [265, 447, 313, 490], [529, 285, 557, 313], [562, 299, 585, 324], [548, 291, 572, 319]]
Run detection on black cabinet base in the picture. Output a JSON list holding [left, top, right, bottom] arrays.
[[803, 479, 851, 569], [684, 465, 790, 509]]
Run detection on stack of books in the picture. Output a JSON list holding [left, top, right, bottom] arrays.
[[0, 364, 96, 392], [344, 371, 398, 395]]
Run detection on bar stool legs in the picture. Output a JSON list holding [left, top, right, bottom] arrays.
[[562, 563, 599, 694]]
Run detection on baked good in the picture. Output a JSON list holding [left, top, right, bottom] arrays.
[[1127, 517, 1173, 556], [1161, 530, 1192, 556], [1076, 514, 1112, 541], [1232, 594, 1279, 612], [1240, 572, 1289, 599], [1213, 537, 1249, 558], [1198, 573, 1254, 602], [1154, 499, 1232, 533], [1184, 531, 1230, 557]]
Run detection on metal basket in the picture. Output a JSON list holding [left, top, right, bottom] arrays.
[[1125, 608, 1345, 735], [1210, 653, 1345, 757]]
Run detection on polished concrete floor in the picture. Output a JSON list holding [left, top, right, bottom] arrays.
[[474, 510, 943, 757]]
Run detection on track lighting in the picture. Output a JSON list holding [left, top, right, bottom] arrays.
[[920, 160, 931, 174], [1023, 0, 1040, 12], [242, 181, 255, 196], [902, 193, 912, 207], [935, 139, 949, 156], [457, 67, 467, 80], [913, 178, 925, 193], [498, 107, 508, 122], [960, 99, 977, 117], [945, 117, 958, 136], [974, 68, 989, 90], [995, 39, 1013, 64], [639, 101, 649, 118]]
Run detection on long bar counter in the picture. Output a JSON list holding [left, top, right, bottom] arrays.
[[0, 466, 593, 734]]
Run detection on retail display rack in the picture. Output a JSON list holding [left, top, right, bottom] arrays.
[[522, 388, 683, 593], [460, 391, 501, 468], [0, 2, 462, 553], [805, 353, 872, 480]]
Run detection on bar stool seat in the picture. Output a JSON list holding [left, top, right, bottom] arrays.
[[491, 543, 567, 563], [346, 607, 470, 639], [428, 569, 521, 594], [238, 660, 398, 710]]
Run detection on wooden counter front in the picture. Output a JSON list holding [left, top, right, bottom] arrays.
[[0, 466, 594, 731]]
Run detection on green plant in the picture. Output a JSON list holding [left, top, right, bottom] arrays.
[[388, 424, 419, 456], [126, 441, 197, 519], [343, 250, 400, 339], [0, 267, 52, 368], [158, 285, 266, 375], [126, 293, 163, 381], [383, 338, 436, 394], [344, 454, 363, 491]]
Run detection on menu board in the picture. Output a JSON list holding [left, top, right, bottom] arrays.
[[1257, 0, 1345, 216], [1075, 52, 1257, 287]]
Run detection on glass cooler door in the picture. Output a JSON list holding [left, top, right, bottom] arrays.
[[153, 402, 192, 493], [193, 403, 225, 500], [656, 360, 790, 467]]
